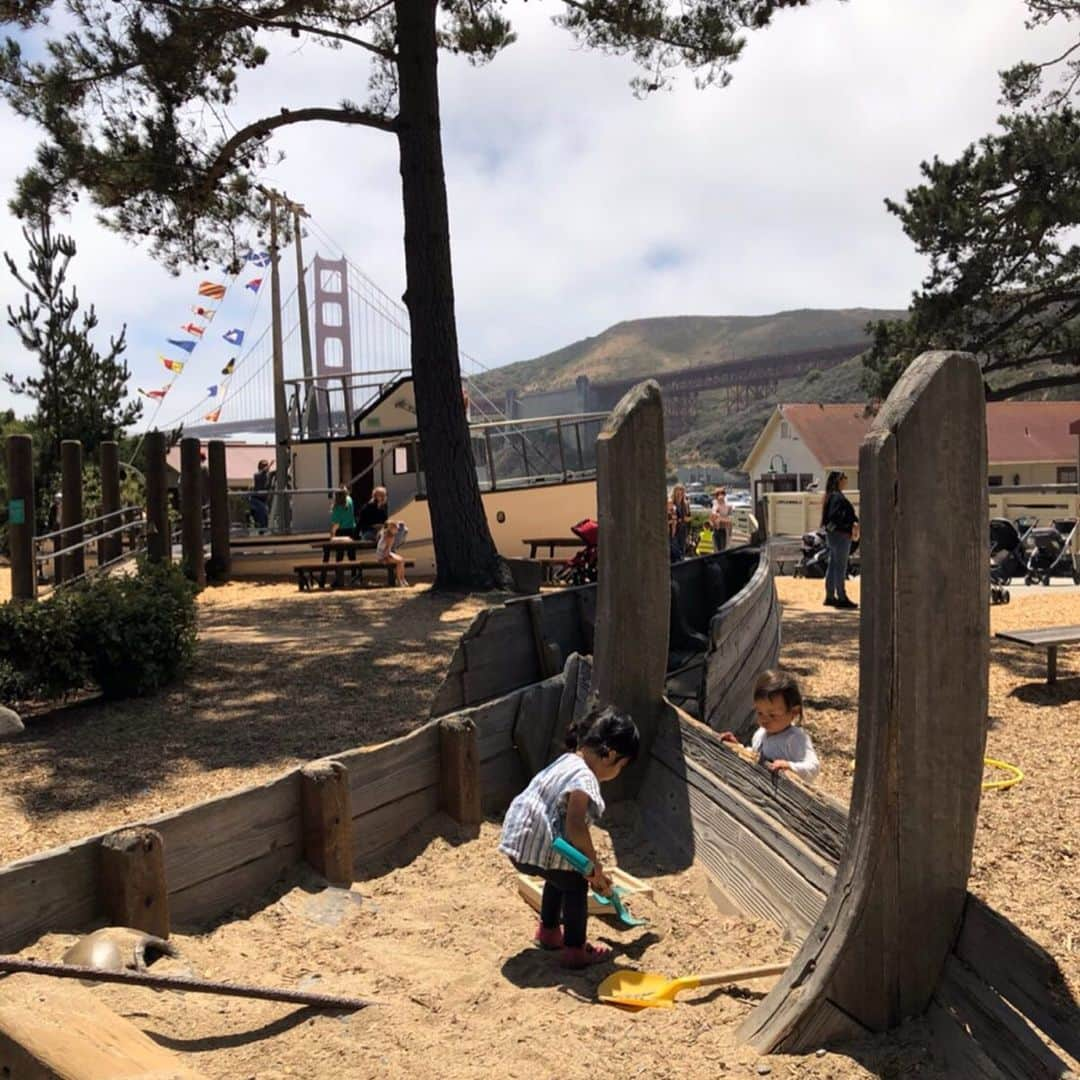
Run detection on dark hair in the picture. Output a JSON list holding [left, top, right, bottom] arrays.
[[753, 669, 803, 712], [824, 471, 845, 496], [332, 488, 347, 508], [565, 706, 640, 763]]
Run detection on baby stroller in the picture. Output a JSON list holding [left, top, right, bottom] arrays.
[[1022, 518, 1080, 586], [555, 518, 598, 587], [989, 517, 1033, 586], [793, 528, 860, 579]]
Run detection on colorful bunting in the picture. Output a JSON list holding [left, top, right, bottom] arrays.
[[245, 251, 271, 268], [138, 386, 170, 400], [198, 281, 227, 300], [191, 305, 216, 320], [221, 358, 236, 375], [161, 357, 185, 374], [204, 408, 222, 422], [167, 338, 196, 354], [245, 277, 263, 293], [222, 328, 245, 346], [181, 323, 205, 337], [207, 384, 219, 397]]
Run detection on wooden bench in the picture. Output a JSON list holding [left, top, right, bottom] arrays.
[[294, 560, 414, 591], [995, 625, 1080, 684]]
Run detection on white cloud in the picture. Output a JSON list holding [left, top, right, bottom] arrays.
[[0, 0, 1074, 424]]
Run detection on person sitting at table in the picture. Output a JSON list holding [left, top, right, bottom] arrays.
[[377, 521, 410, 587], [327, 487, 358, 583], [357, 486, 408, 551]]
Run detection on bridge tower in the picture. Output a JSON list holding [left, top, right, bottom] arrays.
[[312, 255, 354, 432]]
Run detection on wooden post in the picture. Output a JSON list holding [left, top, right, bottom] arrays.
[[591, 380, 669, 762], [740, 352, 989, 1052], [6, 434, 36, 601], [439, 717, 482, 825], [60, 439, 84, 580], [207, 440, 231, 582], [300, 761, 354, 886], [99, 440, 121, 566], [145, 431, 169, 563], [98, 827, 170, 939], [179, 438, 206, 587]]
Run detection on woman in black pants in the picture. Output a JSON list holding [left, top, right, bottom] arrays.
[[821, 471, 858, 610]]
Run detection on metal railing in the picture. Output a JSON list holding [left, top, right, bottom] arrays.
[[285, 370, 410, 440], [34, 505, 148, 589]]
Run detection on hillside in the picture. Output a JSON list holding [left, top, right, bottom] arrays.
[[475, 308, 904, 398]]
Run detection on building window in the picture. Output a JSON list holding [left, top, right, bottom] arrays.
[[988, 475, 1003, 487], [393, 444, 416, 475], [1058, 466, 1078, 485], [780, 421, 791, 439]]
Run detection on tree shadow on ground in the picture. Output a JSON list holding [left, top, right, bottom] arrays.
[[1, 588, 493, 829]]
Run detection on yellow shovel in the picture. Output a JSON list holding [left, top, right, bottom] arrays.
[[598, 962, 787, 1009]]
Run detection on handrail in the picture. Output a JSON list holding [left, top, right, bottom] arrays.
[[37, 504, 143, 542], [283, 368, 407, 387], [35, 515, 146, 564]]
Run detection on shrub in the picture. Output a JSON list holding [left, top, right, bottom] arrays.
[[0, 561, 197, 705]]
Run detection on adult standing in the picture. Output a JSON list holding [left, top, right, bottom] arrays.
[[821, 471, 859, 610], [249, 459, 271, 530], [670, 484, 691, 561], [709, 486, 731, 552], [356, 485, 408, 551]]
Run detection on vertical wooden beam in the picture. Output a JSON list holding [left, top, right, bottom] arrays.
[[99, 440, 121, 566], [439, 717, 482, 826], [60, 439, 84, 580], [144, 432, 169, 563], [740, 351, 989, 1052], [300, 761, 353, 886], [591, 380, 669, 762], [6, 435, 36, 601], [207, 440, 231, 582], [99, 827, 170, 939], [179, 438, 206, 587]]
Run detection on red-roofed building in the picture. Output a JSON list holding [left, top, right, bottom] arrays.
[[743, 402, 1080, 489], [165, 442, 273, 490]]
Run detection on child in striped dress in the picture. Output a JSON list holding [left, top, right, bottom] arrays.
[[499, 707, 639, 968]]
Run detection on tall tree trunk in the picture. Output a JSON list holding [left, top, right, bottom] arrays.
[[394, 0, 505, 590]]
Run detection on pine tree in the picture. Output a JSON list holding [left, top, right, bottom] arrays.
[[4, 212, 142, 489], [0, 0, 814, 587]]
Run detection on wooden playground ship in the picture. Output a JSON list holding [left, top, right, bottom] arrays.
[[2, 357, 1077, 1077]]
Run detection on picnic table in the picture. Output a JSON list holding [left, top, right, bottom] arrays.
[[310, 538, 377, 562], [995, 625, 1080, 684], [522, 536, 583, 559]]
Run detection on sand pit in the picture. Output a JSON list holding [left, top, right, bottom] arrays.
[[5, 816, 948, 1079]]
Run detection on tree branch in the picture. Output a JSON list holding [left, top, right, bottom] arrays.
[[201, 105, 397, 190], [985, 367, 1080, 399]]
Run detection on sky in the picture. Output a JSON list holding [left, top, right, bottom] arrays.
[[0, 0, 1075, 427]]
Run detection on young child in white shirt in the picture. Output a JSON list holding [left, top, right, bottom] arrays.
[[721, 669, 820, 783]]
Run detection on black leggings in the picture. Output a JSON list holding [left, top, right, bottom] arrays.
[[514, 861, 588, 947]]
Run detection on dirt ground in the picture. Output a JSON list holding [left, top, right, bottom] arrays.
[[1, 573, 1077, 1078]]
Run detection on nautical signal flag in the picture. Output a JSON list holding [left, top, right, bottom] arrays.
[[207, 384, 219, 397], [204, 408, 222, 422], [167, 338, 196, 354], [191, 305, 216, 320], [245, 278, 262, 293], [221, 358, 236, 376], [222, 328, 244, 346], [161, 357, 185, 374], [138, 386, 169, 400], [198, 281, 227, 300], [182, 323, 205, 337], [245, 251, 271, 267]]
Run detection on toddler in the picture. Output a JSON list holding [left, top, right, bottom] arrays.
[[499, 707, 639, 968], [722, 669, 820, 782], [376, 521, 409, 586]]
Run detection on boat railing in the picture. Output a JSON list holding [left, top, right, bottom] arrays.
[[285, 370, 410, 440]]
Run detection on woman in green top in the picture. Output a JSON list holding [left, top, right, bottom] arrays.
[[327, 486, 357, 583]]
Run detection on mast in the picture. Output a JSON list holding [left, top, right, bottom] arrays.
[[268, 189, 291, 531], [291, 200, 317, 436]]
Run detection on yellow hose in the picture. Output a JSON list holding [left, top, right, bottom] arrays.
[[983, 757, 1024, 791]]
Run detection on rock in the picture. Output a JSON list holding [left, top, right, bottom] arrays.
[[755, 1066, 772, 1076], [0, 705, 24, 739]]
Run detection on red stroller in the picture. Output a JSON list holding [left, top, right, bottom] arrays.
[[556, 518, 598, 586]]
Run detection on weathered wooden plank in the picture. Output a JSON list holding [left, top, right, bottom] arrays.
[[480, 747, 526, 814], [926, 1001, 1009, 1079], [440, 717, 482, 826], [512, 677, 564, 777], [461, 627, 536, 673], [153, 772, 302, 896], [352, 785, 440, 865], [301, 761, 353, 886], [0, 840, 99, 954], [643, 755, 827, 939], [169, 842, 300, 927], [0, 976, 208, 1079], [955, 895, 1080, 1060], [932, 956, 1071, 1080], [337, 721, 441, 814], [99, 827, 170, 938], [470, 693, 524, 762], [660, 709, 848, 865]]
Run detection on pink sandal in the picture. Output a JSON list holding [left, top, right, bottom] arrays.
[[559, 942, 613, 968], [534, 923, 564, 950]]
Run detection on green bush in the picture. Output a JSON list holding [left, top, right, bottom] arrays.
[[0, 561, 197, 706]]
